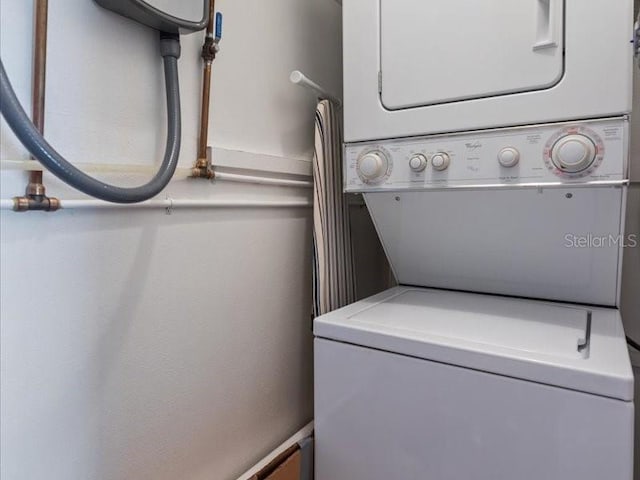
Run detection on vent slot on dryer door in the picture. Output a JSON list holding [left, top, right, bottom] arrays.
[[379, 0, 565, 110]]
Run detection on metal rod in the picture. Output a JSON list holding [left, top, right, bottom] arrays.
[[290, 70, 342, 106]]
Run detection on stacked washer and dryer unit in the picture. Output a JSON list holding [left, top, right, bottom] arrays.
[[314, 1, 638, 479]]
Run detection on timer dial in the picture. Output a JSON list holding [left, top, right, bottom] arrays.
[[356, 150, 391, 184], [544, 126, 605, 178], [550, 134, 597, 173]]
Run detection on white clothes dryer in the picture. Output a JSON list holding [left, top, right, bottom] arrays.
[[343, 0, 636, 142]]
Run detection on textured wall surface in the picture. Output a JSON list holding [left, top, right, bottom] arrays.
[[0, 0, 342, 478]]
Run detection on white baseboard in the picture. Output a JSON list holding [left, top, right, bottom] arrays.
[[236, 421, 314, 480]]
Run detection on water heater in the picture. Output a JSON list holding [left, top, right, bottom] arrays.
[[0, 0, 212, 203], [94, 0, 209, 34]]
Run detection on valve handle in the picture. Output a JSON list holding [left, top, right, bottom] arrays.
[[215, 12, 223, 41]]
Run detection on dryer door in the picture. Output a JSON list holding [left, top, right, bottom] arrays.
[[380, 0, 565, 110]]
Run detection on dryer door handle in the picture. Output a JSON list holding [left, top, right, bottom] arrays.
[[533, 0, 560, 51]]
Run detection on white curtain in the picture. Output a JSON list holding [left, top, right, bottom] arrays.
[[312, 100, 356, 317]]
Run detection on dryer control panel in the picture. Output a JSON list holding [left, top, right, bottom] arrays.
[[344, 118, 628, 192]]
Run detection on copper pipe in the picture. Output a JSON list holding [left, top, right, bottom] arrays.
[[192, 0, 217, 179], [13, 0, 59, 211], [29, 0, 47, 190], [32, 0, 47, 134], [198, 63, 212, 161]]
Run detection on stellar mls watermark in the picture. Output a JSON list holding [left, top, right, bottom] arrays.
[[564, 233, 638, 248]]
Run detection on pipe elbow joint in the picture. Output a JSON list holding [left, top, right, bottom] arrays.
[[159, 32, 181, 59]]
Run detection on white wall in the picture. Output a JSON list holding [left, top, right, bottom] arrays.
[[1, 0, 342, 166], [624, 0, 640, 343], [622, 185, 640, 339], [624, 3, 640, 478], [0, 0, 342, 479]]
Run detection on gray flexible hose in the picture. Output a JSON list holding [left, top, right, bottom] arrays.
[[0, 35, 182, 204]]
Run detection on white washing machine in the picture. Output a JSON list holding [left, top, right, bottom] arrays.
[[317, 2, 638, 478], [315, 287, 635, 480], [343, 0, 636, 142], [315, 116, 636, 478]]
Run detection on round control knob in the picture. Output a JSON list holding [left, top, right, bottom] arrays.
[[551, 134, 597, 173], [409, 154, 428, 172], [357, 151, 389, 183], [431, 152, 450, 171], [497, 147, 520, 168]]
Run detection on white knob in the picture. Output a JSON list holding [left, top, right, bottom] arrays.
[[497, 147, 520, 168], [409, 154, 428, 172], [431, 152, 450, 171], [551, 134, 597, 173], [357, 151, 389, 182]]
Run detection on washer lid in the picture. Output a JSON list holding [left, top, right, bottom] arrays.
[[314, 287, 634, 401]]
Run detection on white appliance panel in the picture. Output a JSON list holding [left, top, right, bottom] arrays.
[[345, 119, 628, 192], [380, 0, 564, 109], [315, 338, 634, 480], [364, 187, 624, 305], [343, 0, 634, 142]]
